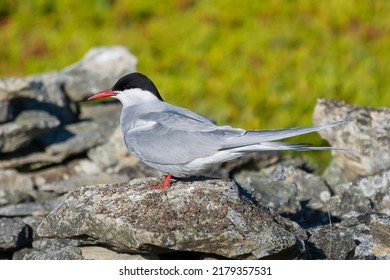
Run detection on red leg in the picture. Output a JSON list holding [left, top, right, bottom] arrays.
[[151, 174, 172, 189]]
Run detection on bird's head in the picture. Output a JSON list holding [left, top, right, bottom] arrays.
[[88, 72, 163, 105]]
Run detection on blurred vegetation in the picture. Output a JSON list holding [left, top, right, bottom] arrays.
[[1, 0, 389, 168]]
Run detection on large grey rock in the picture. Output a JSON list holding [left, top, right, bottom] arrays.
[[310, 169, 390, 217], [13, 246, 83, 260], [0, 218, 32, 250], [62, 46, 137, 102], [234, 165, 331, 228], [12, 238, 83, 260], [43, 121, 104, 156], [0, 150, 65, 170], [38, 178, 306, 259], [307, 224, 356, 260], [0, 110, 60, 152], [235, 170, 301, 215], [0, 72, 77, 124], [0, 121, 105, 170], [313, 99, 390, 181], [307, 214, 390, 260], [0, 200, 59, 217], [0, 169, 34, 206]]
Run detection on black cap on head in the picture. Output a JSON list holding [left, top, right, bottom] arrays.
[[112, 72, 163, 101]]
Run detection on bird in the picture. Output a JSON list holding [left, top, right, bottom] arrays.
[[88, 72, 346, 189]]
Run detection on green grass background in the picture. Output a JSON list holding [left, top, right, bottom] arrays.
[[1, 0, 389, 168]]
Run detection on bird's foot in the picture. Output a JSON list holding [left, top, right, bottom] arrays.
[[151, 174, 172, 189]]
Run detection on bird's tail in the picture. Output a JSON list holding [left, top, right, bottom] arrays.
[[233, 141, 347, 153], [220, 120, 349, 152]]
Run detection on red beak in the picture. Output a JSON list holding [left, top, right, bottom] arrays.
[[88, 89, 117, 100]]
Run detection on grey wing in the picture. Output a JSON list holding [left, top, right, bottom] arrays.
[[125, 109, 245, 165]]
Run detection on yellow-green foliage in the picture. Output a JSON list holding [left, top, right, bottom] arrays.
[[1, 0, 389, 166]]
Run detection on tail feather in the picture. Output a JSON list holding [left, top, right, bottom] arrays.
[[221, 120, 347, 150], [233, 141, 347, 152]]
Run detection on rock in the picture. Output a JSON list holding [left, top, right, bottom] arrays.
[[235, 170, 301, 215], [0, 72, 78, 124], [322, 159, 350, 187], [310, 169, 390, 217], [62, 46, 137, 102], [31, 158, 95, 188], [40, 173, 128, 194], [32, 238, 82, 251], [0, 150, 65, 170], [80, 246, 158, 260], [313, 99, 390, 180], [0, 110, 60, 153], [0, 100, 11, 124], [12, 248, 33, 260], [13, 238, 83, 260], [22, 216, 45, 240], [88, 126, 128, 170], [307, 214, 390, 259], [0, 121, 106, 170], [307, 225, 356, 259], [38, 178, 306, 259], [0, 218, 32, 250], [0, 200, 59, 217], [234, 165, 331, 226], [43, 121, 105, 156], [14, 246, 83, 260], [0, 169, 34, 206]]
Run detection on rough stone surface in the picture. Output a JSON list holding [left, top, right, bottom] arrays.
[[307, 225, 356, 259], [0, 169, 34, 206], [0, 200, 58, 217], [43, 121, 105, 158], [235, 170, 301, 215], [310, 169, 390, 217], [0, 72, 77, 124], [14, 246, 83, 260], [0, 110, 60, 153], [0, 218, 32, 250], [307, 214, 390, 260], [234, 165, 333, 228], [0, 121, 105, 170], [88, 126, 129, 170], [313, 99, 390, 180], [38, 178, 306, 259]]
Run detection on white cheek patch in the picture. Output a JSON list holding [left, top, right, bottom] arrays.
[[116, 88, 159, 106]]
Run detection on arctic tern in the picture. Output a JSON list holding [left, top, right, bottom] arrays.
[[88, 72, 346, 188]]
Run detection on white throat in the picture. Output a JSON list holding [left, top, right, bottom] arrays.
[[114, 88, 160, 106]]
